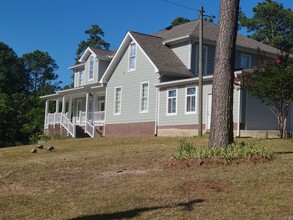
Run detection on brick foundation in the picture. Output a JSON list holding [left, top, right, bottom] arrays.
[[105, 122, 156, 136], [44, 124, 70, 138]]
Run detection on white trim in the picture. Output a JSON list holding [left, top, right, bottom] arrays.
[[76, 99, 82, 123], [185, 86, 197, 115], [166, 88, 178, 116], [68, 63, 85, 70], [237, 88, 241, 137], [240, 53, 252, 69], [206, 93, 212, 130], [128, 42, 137, 72], [113, 86, 122, 115], [78, 47, 97, 63], [162, 35, 191, 45], [139, 81, 149, 113]]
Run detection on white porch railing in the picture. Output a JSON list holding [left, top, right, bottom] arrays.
[[85, 120, 95, 138], [45, 112, 76, 138], [93, 111, 105, 124], [77, 111, 105, 125]]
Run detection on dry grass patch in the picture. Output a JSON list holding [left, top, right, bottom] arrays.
[[0, 136, 292, 219]]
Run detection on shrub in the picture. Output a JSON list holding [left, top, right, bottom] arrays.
[[172, 139, 273, 164]]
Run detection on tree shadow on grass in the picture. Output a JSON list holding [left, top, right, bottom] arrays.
[[70, 199, 204, 220]]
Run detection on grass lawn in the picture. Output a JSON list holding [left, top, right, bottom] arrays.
[[0, 137, 293, 219]]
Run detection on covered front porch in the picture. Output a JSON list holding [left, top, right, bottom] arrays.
[[41, 85, 106, 138]]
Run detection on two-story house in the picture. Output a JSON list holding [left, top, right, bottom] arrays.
[[41, 20, 293, 138]]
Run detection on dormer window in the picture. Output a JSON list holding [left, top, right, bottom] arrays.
[[129, 43, 137, 71], [241, 54, 251, 69], [89, 56, 94, 80], [78, 69, 83, 86]]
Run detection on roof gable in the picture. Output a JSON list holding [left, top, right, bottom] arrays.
[[100, 31, 193, 83], [78, 47, 114, 63]]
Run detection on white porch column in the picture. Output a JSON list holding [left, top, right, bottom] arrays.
[[56, 99, 59, 112], [68, 97, 72, 121], [62, 96, 66, 113], [44, 100, 49, 127], [85, 92, 89, 121]]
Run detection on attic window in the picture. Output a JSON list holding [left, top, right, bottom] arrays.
[[128, 43, 137, 71]]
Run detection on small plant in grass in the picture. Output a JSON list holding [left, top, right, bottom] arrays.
[[172, 139, 273, 164]]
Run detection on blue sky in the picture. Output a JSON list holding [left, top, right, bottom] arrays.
[[1, 0, 292, 87]]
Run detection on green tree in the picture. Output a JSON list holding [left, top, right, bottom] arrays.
[[240, 0, 293, 53], [241, 53, 293, 138], [22, 50, 60, 95], [76, 24, 110, 61], [0, 42, 27, 95], [208, 0, 240, 147], [171, 17, 190, 27]]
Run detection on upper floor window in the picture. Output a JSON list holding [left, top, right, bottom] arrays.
[[89, 56, 94, 80], [195, 45, 208, 75], [241, 54, 251, 69], [186, 87, 196, 114], [140, 82, 149, 113], [167, 89, 177, 115], [129, 43, 137, 71], [114, 87, 122, 115], [78, 69, 83, 86]]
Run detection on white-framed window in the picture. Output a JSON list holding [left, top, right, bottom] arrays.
[[89, 56, 94, 80], [140, 82, 149, 113], [97, 96, 105, 112], [167, 89, 177, 115], [78, 69, 84, 86], [128, 43, 137, 71], [185, 86, 196, 114], [241, 54, 251, 69], [195, 45, 208, 75], [113, 87, 122, 115]]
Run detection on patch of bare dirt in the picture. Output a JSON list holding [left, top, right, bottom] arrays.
[[181, 180, 230, 196]]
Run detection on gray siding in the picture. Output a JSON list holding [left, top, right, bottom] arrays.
[[245, 94, 278, 130], [171, 42, 190, 69], [105, 44, 159, 124], [98, 60, 110, 81], [158, 82, 240, 127]]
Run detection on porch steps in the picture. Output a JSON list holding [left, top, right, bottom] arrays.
[[75, 125, 91, 138]]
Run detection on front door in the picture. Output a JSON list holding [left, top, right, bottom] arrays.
[[207, 93, 212, 130]]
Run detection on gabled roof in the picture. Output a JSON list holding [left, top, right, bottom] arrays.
[[100, 31, 193, 83], [78, 47, 115, 63], [154, 20, 281, 56]]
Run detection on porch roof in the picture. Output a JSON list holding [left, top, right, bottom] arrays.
[[40, 84, 105, 100]]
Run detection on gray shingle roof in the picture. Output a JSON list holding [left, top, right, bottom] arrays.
[[89, 47, 116, 58], [154, 20, 280, 55], [130, 31, 193, 78]]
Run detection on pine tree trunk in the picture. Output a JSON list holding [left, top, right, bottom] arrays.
[[208, 0, 240, 147]]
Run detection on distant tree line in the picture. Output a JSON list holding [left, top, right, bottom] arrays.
[[0, 42, 60, 147]]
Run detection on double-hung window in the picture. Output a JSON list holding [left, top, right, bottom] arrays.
[[241, 54, 251, 69], [185, 87, 196, 114], [89, 56, 94, 80], [114, 87, 122, 115], [78, 69, 83, 86], [129, 43, 137, 71], [167, 89, 177, 115], [140, 82, 149, 113]]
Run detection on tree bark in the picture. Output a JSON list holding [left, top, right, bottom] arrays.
[[208, 0, 240, 147]]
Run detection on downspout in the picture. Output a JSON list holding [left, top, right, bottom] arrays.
[[103, 84, 108, 137]]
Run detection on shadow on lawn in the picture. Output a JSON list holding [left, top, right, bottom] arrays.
[[70, 199, 204, 220], [274, 151, 293, 154]]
